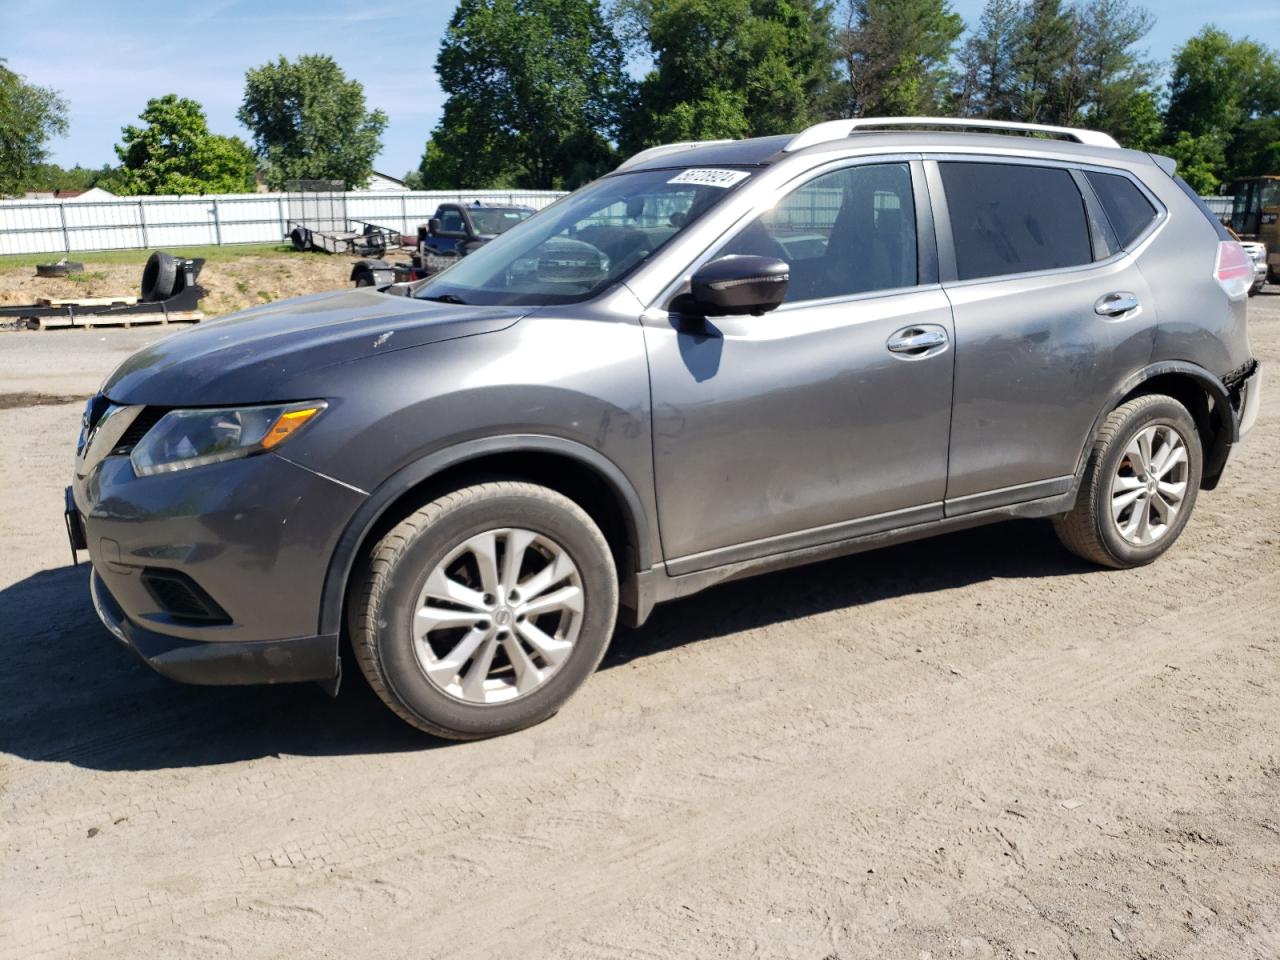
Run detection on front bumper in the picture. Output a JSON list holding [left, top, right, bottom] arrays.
[[91, 570, 338, 685], [72, 446, 365, 685]]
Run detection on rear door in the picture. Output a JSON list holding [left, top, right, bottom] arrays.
[[932, 157, 1161, 514]]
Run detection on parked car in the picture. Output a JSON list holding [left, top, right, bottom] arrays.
[[69, 117, 1262, 739], [1239, 238, 1268, 295]]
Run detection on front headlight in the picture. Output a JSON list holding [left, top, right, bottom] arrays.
[[130, 401, 327, 477]]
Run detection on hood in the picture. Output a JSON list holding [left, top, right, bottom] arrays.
[[102, 288, 527, 405]]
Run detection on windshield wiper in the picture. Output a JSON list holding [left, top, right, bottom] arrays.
[[421, 293, 468, 305]]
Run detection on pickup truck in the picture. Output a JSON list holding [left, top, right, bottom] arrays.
[[352, 202, 535, 287]]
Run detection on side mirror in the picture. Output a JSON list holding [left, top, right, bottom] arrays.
[[688, 256, 789, 317], [428, 218, 441, 234]]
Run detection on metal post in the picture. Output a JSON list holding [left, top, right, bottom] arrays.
[[138, 200, 150, 249], [57, 201, 71, 253], [400, 193, 409, 238], [212, 198, 223, 245], [278, 196, 287, 239]]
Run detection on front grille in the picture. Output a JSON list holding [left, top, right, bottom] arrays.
[[110, 407, 168, 455], [140, 569, 230, 624]]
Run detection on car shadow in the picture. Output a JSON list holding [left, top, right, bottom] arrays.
[[0, 519, 1089, 772]]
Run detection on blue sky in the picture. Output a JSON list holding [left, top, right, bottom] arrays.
[[1, 0, 1273, 178]]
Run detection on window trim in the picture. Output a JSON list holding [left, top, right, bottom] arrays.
[[1079, 166, 1166, 252], [651, 153, 937, 312], [924, 154, 1167, 287]]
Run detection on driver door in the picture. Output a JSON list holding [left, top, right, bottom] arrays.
[[643, 160, 956, 574]]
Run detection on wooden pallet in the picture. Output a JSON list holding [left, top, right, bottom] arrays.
[[30, 310, 204, 331], [37, 295, 139, 307]]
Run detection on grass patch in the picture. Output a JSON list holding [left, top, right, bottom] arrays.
[[235, 280, 250, 294], [0, 243, 308, 272], [256, 290, 273, 301], [66, 271, 109, 283]]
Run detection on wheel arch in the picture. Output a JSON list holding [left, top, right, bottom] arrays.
[[1077, 361, 1237, 494], [319, 435, 654, 640]]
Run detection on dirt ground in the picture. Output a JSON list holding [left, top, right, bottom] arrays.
[[0, 251, 364, 320], [0, 292, 1278, 960]]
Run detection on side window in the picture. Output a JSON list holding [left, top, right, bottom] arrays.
[[1085, 171, 1158, 248], [717, 162, 917, 303], [940, 162, 1092, 280], [439, 209, 466, 234]]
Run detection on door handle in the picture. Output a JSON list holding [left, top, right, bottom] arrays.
[[1094, 291, 1140, 317], [887, 328, 948, 355]]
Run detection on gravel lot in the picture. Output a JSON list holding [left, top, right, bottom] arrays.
[[1, 293, 1278, 959]]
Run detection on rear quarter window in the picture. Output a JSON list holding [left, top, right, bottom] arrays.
[[940, 162, 1093, 281], [1085, 171, 1158, 248]]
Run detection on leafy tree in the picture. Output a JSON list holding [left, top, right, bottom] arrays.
[[834, 0, 963, 118], [622, 0, 836, 151], [24, 162, 116, 194], [421, 0, 629, 189], [239, 55, 387, 189], [0, 61, 68, 197], [107, 95, 255, 195], [1164, 27, 1280, 183]]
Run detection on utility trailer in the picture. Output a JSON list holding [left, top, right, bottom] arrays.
[[283, 178, 401, 257], [0, 252, 207, 330]]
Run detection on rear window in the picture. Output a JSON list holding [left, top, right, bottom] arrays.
[[1085, 171, 1157, 247], [940, 162, 1093, 281]]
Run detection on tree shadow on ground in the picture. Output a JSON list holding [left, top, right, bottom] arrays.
[[0, 519, 1089, 772]]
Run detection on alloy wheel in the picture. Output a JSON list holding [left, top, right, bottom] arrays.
[[412, 528, 584, 704], [1110, 424, 1190, 545]]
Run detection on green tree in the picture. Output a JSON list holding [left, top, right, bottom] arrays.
[[0, 61, 68, 197], [24, 162, 116, 194], [622, 0, 836, 151], [1074, 0, 1154, 137], [955, 0, 1022, 118], [834, 0, 963, 117], [1164, 27, 1280, 183], [107, 95, 255, 195], [1013, 0, 1077, 123], [420, 0, 629, 189], [239, 55, 387, 190]]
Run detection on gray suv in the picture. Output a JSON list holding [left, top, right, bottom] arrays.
[[68, 117, 1262, 739]]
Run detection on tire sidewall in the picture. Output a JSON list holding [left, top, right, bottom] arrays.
[[1094, 399, 1202, 566], [371, 492, 617, 737]]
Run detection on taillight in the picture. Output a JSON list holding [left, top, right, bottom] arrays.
[[1215, 241, 1253, 299]]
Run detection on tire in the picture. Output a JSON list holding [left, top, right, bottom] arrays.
[[140, 251, 178, 302], [354, 270, 375, 287], [289, 226, 312, 252], [35, 260, 83, 278], [1053, 394, 1202, 568], [350, 481, 619, 739]]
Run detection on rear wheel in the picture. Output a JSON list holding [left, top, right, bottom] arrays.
[[1053, 394, 1202, 568], [350, 481, 618, 739]]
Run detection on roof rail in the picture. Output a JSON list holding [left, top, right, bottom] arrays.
[[784, 117, 1120, 153], [616, 139, 736, 172]]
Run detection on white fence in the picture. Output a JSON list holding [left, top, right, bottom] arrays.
[[0, 189, 567, 256]]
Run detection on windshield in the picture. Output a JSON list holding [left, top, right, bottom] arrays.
[[468, 207, 532, 235], [414, 167, 755, 306]]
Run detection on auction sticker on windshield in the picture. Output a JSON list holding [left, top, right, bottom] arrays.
[[667, 169, 750, 188]]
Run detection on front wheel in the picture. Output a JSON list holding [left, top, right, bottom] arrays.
[[1053, 394, 1202, 568], [350, 481, 619, 739]]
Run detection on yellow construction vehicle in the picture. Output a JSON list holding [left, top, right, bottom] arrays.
[[1224, 176, 1280, 284]]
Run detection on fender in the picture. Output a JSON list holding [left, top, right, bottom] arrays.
[[316, 434, 655, 638], [1072, 359, 1236, 492]]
